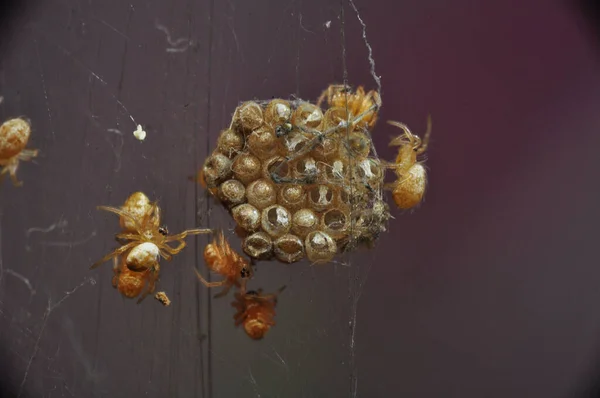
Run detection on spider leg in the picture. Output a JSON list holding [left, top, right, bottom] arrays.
[[115, 233, 142, 241], [136, 270, 158, 304], [6, 162, 22, 187], [97, 206, 144, 235], [90, 241, 138, 269], [383, 174, 413, 191], [159, 240, 186, 255], [0, 167, 8, 183], [147, 202, 161, 228], [347, 102, 379, 129], [10, 166, 23, 187], [213, 283, 233, 299], [158, 248, 173, 261], [316, 84, 337, 108], [164, 228, 212, 242], [18, 149, 39, 161], [194, 268, 228, 288], [254, 285, 287, 302], [233, 311, 246, 326], [416, 115, 432, 155]]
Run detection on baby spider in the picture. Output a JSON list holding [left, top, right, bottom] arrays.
[[0, 118, 39, 187], [316, 84, 381, 129], [231, 286, 286, 340], [91, 192, 210, 277], [384, 116, 432, 209], [194, 229, 253, 298], [111, 251, 160, 303]]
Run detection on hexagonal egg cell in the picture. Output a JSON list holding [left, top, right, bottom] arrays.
[[261, 205, 292, 238], [202, 151, 233, 188], [307, 185, 335, 212], [338, 131, 372, 159], [232, 203, 261, 232], [278, 184, 306, 211], [217, 128, 245, 158], [320, 208, 349, 239], [305, 230, 337, 263], [243, 231, 273, 260], [231, 153, 262, 185], [355, 157, 384, 188], [274, 234, 305, 263], [264, 99, 292, 128], [217, 179, 246, 208], [291, 102, 323, 130], [262, 156, 290, 182], [247, 125, 279, 160], [292, 156, 318, 183], [246, 179, 277, 210], [291, 208, 319, 238], [232, 101, 264, 133]]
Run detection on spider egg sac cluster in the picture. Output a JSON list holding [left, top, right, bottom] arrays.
[[200, 95, 391, 264]]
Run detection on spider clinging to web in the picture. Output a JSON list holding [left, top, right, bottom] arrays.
[[231, 286, 286, 340], [194, 229, 254, 298], [384, 116, 432, 209], [316, 84, 382, 130], [91, 192, 210, 292]]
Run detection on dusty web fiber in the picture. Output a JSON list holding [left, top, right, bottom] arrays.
[[0, 0, 385, 397]]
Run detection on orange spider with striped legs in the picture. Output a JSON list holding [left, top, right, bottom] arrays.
[[194, 229, 254, 298]]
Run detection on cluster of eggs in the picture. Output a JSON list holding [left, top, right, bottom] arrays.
[[200, 97, 390, 264]]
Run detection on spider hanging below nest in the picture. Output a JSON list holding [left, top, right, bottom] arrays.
[[231, 285, 286, 340]]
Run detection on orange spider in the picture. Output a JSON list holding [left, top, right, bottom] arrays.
[[316, 84, 381, 129], [385, 116, 432, 209], [111, 251, 159, 303], [91, 192, 210, 300], [194, 230, 253, 298], [0, 118, 39, 186], [231, 286, 285, 340]]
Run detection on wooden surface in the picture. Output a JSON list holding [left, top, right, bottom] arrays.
[[1, 0, 600, 397]]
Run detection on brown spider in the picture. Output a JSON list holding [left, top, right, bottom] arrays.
[[194, 229, 253, 298], [316, 84, 382, 129], [231, 286, 286, 340], [0, 118, 39, 187], [91, 192, 210, 280], [384, 116, 432, 209], [111, 250, 160, 303]]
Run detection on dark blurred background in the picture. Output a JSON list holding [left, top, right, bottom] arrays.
[[1, 0, 600, 397]]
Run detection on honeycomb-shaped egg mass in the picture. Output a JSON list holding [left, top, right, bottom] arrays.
[[201, 97, 390, 264]]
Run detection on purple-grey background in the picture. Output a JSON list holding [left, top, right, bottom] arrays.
[[0, 0, 599, 397]]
